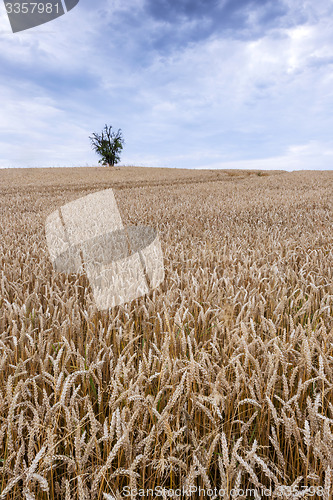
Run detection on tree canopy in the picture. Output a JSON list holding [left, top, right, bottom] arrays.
[[89, 125, 124, 167]]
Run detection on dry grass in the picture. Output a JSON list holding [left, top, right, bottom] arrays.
[[0, 167, 332, 499]]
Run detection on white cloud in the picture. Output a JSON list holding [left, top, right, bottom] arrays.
[[1, 0, 333, 169], [199, 141, 333, 170]]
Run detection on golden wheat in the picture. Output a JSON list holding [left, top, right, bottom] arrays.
[[0, 167, 332, 499]]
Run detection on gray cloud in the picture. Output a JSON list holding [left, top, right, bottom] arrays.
[[143, 0, 288, 49], [1, 0, 333, 170]]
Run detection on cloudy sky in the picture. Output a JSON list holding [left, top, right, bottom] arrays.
[[1, 0, 333, 170]]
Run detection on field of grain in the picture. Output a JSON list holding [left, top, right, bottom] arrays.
[[0, 167, 332, 499]]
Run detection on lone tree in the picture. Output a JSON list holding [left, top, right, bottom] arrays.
[[89, 124, 124, 167]]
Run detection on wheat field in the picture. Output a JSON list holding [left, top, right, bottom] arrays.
[[0, 167, 332, 499]]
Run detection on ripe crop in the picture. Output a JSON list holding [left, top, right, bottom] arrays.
[[0, 167, 332, 499]]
